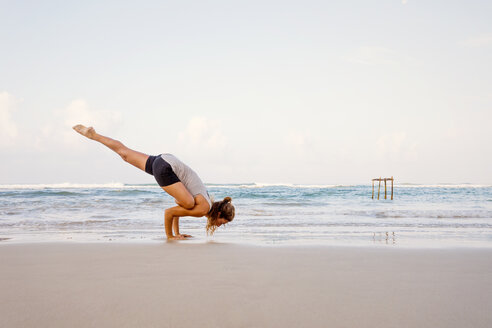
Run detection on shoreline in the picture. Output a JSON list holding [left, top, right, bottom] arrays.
[[1, 243, 491, 327], [2, 236, 492, 249], [3, 184, 491, 249]]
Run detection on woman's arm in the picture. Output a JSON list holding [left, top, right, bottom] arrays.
[[172, 217, 192, 238], [172, 217, 180, 236], [164, 198, 209, 239]]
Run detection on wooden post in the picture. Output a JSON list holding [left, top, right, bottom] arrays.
[[372, 180, 374, 199], [372, 177, 394, 200], [391, 176, 394, 200], [377, 177, 381, 200], [384, 179, 387, 199]]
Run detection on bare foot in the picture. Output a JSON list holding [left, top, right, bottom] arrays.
[[72, 124, 96, 139]]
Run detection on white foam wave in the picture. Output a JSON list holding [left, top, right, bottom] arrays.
[[1, 182, 490, 190], [395, 184, 492, 188], [206, 183, 349, 189], [0, 183, 128, 190], [207, 183, 492, 189]]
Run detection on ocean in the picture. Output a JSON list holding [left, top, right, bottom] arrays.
[[1, 183, 491, 247]]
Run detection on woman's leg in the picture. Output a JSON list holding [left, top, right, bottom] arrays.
[[73, 125, 148, 171], [163, 183, 195, 209], [73, 124, 196, 208]]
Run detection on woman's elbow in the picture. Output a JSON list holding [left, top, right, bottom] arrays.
[[165, 208, 174, 217], [196, 206, 209, 217]]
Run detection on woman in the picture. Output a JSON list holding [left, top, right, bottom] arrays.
[[72, 124, 235, 240]]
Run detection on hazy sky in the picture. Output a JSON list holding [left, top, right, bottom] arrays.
[[1, 0, 491, 184]]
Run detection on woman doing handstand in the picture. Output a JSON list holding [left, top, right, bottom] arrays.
[[72, 124, 235, 240]]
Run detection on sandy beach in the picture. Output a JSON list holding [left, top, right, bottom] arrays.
[[1, 243, 491, 328]]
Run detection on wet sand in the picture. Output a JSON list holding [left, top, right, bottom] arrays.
[[1, 243, 491, 328]]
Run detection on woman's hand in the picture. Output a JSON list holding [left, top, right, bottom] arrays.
[[167, 234, 192, 240], [167, 235, 187, 240]]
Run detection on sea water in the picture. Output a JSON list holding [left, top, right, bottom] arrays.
[[1, 183, 491, 247]]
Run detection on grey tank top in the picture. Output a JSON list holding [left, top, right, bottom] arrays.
[[160, 153, 212, 210]]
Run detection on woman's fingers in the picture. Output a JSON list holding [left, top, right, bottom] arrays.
[[168, 235, 186, 240], [168, 234, 192, 240]]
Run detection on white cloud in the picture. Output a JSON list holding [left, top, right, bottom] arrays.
[[285, 130, 312, 149], [344, 46, 416, 67], [444, 122, 463, 139], [35, 99, 122, 150], [0, 91, 20, 147], [376, 132, 417, 161], [62, 99, 122, 132], [178, 116, 227, 152], [459, 33, 492, 47], [402, 0, 408, 5]]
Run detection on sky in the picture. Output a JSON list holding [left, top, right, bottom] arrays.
[[1, 0, 491, 184]]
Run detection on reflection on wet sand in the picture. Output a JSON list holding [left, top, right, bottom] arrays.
[[373, 232, 396, 245]]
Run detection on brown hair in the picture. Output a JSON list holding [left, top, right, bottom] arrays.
[[206, 196, 235, 235]]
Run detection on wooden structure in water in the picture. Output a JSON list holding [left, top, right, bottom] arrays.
[[372, 177, 394, 200]]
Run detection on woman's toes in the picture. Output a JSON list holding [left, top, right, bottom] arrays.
[[72, 124, 96, 139]]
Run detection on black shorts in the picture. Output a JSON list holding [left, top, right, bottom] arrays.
[[145, 155, 181, 187]]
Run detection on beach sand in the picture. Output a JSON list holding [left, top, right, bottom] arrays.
[[1, 243, 491, 328]]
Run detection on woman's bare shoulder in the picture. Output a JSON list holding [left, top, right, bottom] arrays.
[[194, 194, 211, 210], [194, 194, 208, 204]]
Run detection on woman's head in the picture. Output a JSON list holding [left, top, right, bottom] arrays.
[[206, 196, 235, 235]]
